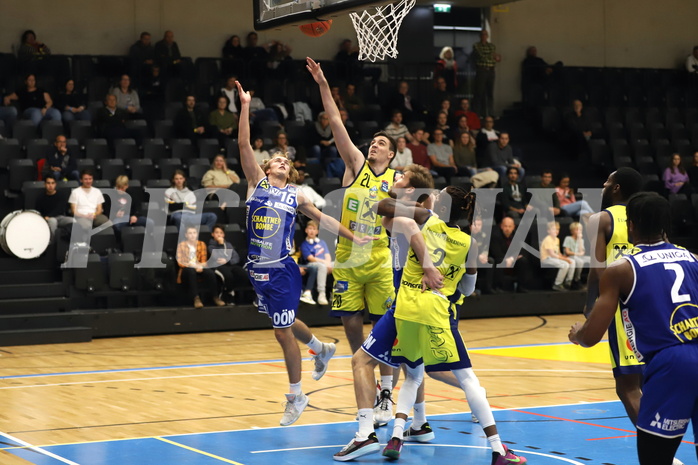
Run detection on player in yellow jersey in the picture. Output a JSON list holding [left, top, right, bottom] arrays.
[[585, 167, 645, 424], [307, 57, 398, 424]]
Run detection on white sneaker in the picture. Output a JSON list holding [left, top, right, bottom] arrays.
[[311, 342, 336, 380], [317, 292, 329, 305], [280, 393, 309, 426], [373, 388, 394, 427], [672, 458, 684, 465], [300, 290, 316, 305]]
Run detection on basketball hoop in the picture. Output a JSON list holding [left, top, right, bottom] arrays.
[[349, 0, 415, 62]]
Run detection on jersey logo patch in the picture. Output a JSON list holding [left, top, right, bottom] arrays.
[[260, 179, 270, 189], [347, 198, 359, 212], [334, 280, 349, 293], [380, 180, 389, 192]]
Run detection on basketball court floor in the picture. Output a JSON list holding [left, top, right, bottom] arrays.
[[0, 314, 694, 464]]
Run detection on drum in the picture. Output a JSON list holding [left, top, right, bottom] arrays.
[[0, 210, 51, 259]]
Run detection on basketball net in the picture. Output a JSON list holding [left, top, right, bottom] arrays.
[[349, 0, 415, 62]]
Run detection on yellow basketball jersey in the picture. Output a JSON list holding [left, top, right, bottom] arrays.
[[395, 215, 471, 328], [604, 204, 635, 264], [336, 162, 395, 264]]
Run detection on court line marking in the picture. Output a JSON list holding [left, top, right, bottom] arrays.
[[0, 431, 81, 465], [155, 437, 245, 465]]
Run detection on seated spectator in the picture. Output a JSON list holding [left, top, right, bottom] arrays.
[[111, 175, 154, 235], [452, 131, 478, 176], [243, 31, 268, 82], [176, 225, 226, 309], [427, 128, 457, 182], [154, 30, 183, 78], [489, 217, 533, 293], [209, 95, 238, 144], [36, 177, 74, 238], [469, 216, 494, 294], [453, 98, 481, 131], [540, 221, 574, 291], [384, 110, 411, 142], [562, 221, 589, 289], [201, 154, 241, 199], [294, 168, 325, 210], [502, 167, 534, 219], [555, 174, 594, 218], [388, 80, 426, 123], [530, 169, 561, 219], [563, 99, 592, 157], [18, 30, 50, 64], [55, 79, 90, 123], [109, 74, 142, 116], [343, 83, 364, 118], [69, 169, 110, 238], [432, 111, 451, 145], [252, 137, 269, 165], [140, 65, 166, 106], [174, 95, 210, 141], [208, 224, 249, 304], [220, 76, 240, 115], [390, 136, 413, 171], [686, 46, 698, 74], [129, 32, 155, 81], [311, 111, 338, 165], [488, 132, 525, 179], [450, 114, 471, 142], [521, 46, 560, 105], [269, 132, 300, 168], [475, 116, 499, 167], [267, 40, 293, 78], [3, 73, 61, 126], [431, 77, 452, 120], [164, 170, 217, 232], [94, 93, 130, 143], [330, 85, 346, 111], [0, 100, 18, 129], [688, 151, 698, 186], [435, 46, 458, 92], [298, 220, 332, 306], [248, 87, 279, 124], [334, 38, 380, 84], [408, 128, 431, 169], [43, 135, 79, 181], [222, 35, 244, 60], [663, 153, 693, 195]]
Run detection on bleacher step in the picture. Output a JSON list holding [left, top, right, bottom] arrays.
[[0, 327, 92, 347], [0, 297, 70, 314], [0, 282, 65, 300]]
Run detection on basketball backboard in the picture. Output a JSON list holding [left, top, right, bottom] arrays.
[[254, 0, 393, 30]]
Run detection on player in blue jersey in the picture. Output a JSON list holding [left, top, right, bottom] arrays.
[[570, 192, 698, 465], [237, 81, 374, 427]]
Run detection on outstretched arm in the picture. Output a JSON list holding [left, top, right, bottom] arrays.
[[236, 81, 265, 190], [297, 192, 373, 246], [306, 57, 364, 178], [377, 198, 431, 225]]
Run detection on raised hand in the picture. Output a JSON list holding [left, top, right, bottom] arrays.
[[236, 81, 251, 105], [306, 57, 327, 85]]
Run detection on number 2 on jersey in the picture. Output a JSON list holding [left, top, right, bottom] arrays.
[[664, 263, 691, 303]]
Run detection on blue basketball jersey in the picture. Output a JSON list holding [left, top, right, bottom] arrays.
[[245, 178, 298, 262], [621, 242, 698, 364]]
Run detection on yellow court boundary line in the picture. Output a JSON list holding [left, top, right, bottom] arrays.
[[155, 437, 245, 465]]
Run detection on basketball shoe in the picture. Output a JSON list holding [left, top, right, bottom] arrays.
[[333, 432, 380, 461], [491, 444, 527, 465], [280, 393, 309, 426], [310, 342, 336, 380], [403, 422, 435, 442], [373, 388, 394, 427], [382, 436, 403, 460]]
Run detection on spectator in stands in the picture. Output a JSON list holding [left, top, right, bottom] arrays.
[[556, 174, 594, 218], [427, 128, 457, 182], [295, 168, 325, 210], [339, 109, 359, 145], [243, 31, 268, 62], [450, 114, 471, 142], [390, 136, 413, 171], [489, 216, 532, 293], [472, 29, 500, 117], [688, 152, 698, 186], [343, 83, 364, 118], [252, 137, 269, 165], [43, 135, 79, 181], [476, 115, 499, 167], [489, 132, 525, 179], [36, 176, 74, 238], [530, 169, 562, 219], [663, 153, 693, 195], [521, 46, 560, 105], [154, 30, 182, 76], [222, 35, 243, 60], [562, 221, 589, 290], [453, 131, 478, 176], [435, 46, 458, 92], [174, 95, 210, 141], [430, 77, 452, 118], [247, 87, 279, 124], [267, 40, 293, 78], [56, 79, 90, 123], [384, 110, 411, 142], [389, 80, 426, 123], [140, 65, 165, 107], [311, 111, 339, 166], [201, 154, 241, 199], [408, 128, 431, 169], [18, 30, 50, 64], [209, 95, 238, 144], [686, 46, 698, 74], [208, 224, 249, 304], [470, 216, 495, 295], [563, 99, 592, 157], [298, 220, 332, 306], [94, 93, 130, 142], [330, 85, 346, 111], [69, 168, 110, 235], [220, 76, 239, 115], [269, 132, 301, 168], [111, 175, 154, 236], [165, 170, 217, 232], [128, 32, 155, 80], [540, 221, 574, 291], [502, 167, 533, 219], [453, 97, 481, 131], [334, 38, 380, 84], [176, 225, 226, 309], [0, 101, 18, 129], [3, 73, 61, 126], [109, 74, 142, 116], [433, 111, 452, 145]]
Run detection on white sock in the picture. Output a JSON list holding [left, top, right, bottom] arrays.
[[289, 381, 302, 395], [307, 336, 323, 354], [413, 402, 427, 427], [487, 434, 505, 455], [357, 408, 374, 439], [392, 417, 406, 439], [380, 375, 393, 392]]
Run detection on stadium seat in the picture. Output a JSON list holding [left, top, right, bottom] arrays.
[[198, 138, 220, 160], [171, 139, 197, 160], [8, 159, 36, 191], [69, 120, 94, 144], [85, 138, 110, 162], [108, 253, 136, 291], [0, 138, 21, 169], [120, 226, 146, 256], [143, 138, 168, 162], [100, 159, 127, 182], [114, 138, 139, 162], [73, 253, 107, 293], [158, 158, 183, 181], [40, 120, 65, 141], [25, 139, 53, 163], [130, 158, 156, 184], [90, 227, 117, 255], [12, 120, 38, 146], [22, 180, 45, 210]]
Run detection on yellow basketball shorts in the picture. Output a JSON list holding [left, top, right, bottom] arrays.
[[391, 319, 461, 368], [330, 253, 395, 321]]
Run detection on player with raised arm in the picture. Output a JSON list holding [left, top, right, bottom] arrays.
[[570, 192, 698, 465], [237, 80, 372, 427], [307, 56, 399, 425]]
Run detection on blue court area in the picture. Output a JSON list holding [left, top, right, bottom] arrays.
[[3, 401, 695, 465]]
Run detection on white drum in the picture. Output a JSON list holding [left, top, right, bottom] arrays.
[[0, 210, 51, 259]]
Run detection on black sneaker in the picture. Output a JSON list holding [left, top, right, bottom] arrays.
[[403, 422, 435, 442], [333, 432, 380, 462]]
